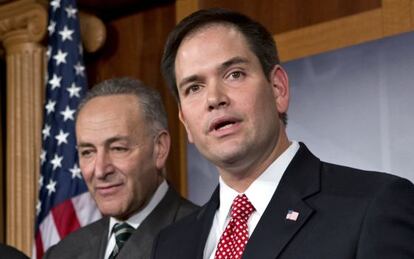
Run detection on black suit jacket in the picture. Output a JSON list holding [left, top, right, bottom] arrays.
[[0, 243, 28, 259], [44, 187, 198, 259], [152, 143, 414, 259]]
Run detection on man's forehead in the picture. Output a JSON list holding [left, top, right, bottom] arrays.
[[181, 23, 240, 43]]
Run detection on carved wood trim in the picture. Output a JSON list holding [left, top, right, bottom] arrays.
[[6, 42, 45, 257], [276, 0, 414, 62], [79, 11, 106, 53], [0, 1, 47, 256], [0, 0, 47, 48], [0, 0, 106, 256]]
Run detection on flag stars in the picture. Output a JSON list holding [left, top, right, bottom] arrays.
[[50, 154, 63, 170], [59, 26, 74, 42], [65, 5, 77, 19], [42, 124, 51, 139], [50, 0, 60, 11], [53, 49, 68, 65], [36, 199, 42, 215], [70, 164, 82, 179], [48, 20, 56, 35], [40, 149, 47, 165], [49, 74, 62, 89], [46, 46, 52, 60], [67, 83, 82, 98], [74, 62, 85, 76], [46, 179, 57, 196], [45, 100, 56, 114], [55, 130, 70, 146], [38, 175, 44, 188], [60, 105, 76, 121]]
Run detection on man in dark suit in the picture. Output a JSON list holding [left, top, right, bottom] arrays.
[[152, 8, 414, 259], [0, 243, 28, 259], [44, 78, 198, 259]]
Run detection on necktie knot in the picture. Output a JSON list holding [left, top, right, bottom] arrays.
[[231, 194, 255, 220]]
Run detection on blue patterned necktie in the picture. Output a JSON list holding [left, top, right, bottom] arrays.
[[108, 222, 135, 259]]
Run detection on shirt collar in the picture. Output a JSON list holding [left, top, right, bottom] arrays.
[[217, 141, 299, 224], [108, 179, 168, 237]]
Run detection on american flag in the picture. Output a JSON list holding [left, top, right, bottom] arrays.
[[33, 0, 101, 258], [286, 210, 299, 221]]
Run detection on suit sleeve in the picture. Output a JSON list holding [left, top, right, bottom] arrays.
[[357, 177, 414, 258]]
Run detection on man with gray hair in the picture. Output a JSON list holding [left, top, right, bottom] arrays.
[[44, 77, 198, 259]]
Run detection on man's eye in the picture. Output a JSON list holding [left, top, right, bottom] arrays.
[[228, 71, 244, 80], [79, 150, 93, 158], [185, 84, 201, 95], [111, 147, 128, 153]]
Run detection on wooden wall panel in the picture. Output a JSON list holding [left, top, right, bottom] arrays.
[[85, 3, 188, 195], [0, 58, 5, 243], [199, 0, 381, 34]]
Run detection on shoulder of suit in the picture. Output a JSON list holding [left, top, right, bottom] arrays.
[[319, 161, 413, 197], [0, 243, 29, 259], [44, 217, 107, 257]]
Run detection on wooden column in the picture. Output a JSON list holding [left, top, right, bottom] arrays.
[[0, 0, 47, 255], [0, 0, 105, 256]]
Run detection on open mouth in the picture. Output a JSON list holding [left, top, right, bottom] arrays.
[[209, 117, 240, 132], [214, 120, 236, 131]]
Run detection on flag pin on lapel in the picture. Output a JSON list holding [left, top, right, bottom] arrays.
[[286, 210, 299, 221]]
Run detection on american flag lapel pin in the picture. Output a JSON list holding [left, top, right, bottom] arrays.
[[286, 210, 299, 221]]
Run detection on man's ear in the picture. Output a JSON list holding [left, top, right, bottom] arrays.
[[270, 65, 290, 114], [153, 130, 171, 170], [178, 108, 194, 143]]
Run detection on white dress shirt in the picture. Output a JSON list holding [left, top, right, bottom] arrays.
[[203, 141, 300, 259], [104, 180, 168, 259]]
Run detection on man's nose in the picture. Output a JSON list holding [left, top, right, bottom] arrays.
[[207, 82, 230, 111], [94, 150, 114, 179]]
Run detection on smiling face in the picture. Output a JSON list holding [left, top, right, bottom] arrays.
[[175, 24, 290, 179], [76, 94, 167, 220]]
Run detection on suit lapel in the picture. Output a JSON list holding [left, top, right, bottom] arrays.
[[85, 217, 109, 259], [243, 143, 321, 259], [118, 188, 185, 259], [194, 187, 220, 259]]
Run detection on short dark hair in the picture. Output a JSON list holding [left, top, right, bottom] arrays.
[[161, 8, 287, 125], [76, 77, 168, 135]]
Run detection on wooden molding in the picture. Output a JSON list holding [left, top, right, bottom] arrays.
[[0, 0, 47, 256], [0, 0, 48, 49], [276, 0, 414, 62], [0, 0, 106, 256], [382, 0, 412, 36], [79, 11, 106, 53], [275, 9, 384, 62]]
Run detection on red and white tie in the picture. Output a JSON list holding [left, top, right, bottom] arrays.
[[214, 194, 255, 259]]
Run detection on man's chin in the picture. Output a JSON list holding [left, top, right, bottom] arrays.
[[208, 149, 248, 168]]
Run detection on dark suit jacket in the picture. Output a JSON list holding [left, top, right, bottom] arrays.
[[0, 243, 29, 259], [44, 187, 198, 259], [152, 143, 414, 259]]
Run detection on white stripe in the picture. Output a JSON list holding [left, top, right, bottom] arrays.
[[32, 242, 37, 259], [39, 212, 60, 251], [72, 192, 101, 226]]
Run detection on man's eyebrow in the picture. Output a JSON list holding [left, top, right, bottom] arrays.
[[177, 75, 203, 90], [177, 57, 249, 90], [218, 57, 249, 74], [77, 136, 129, 148]]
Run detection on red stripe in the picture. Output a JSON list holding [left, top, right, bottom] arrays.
[[51, 199, 81, 238], [35, 230, 44, 259]]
